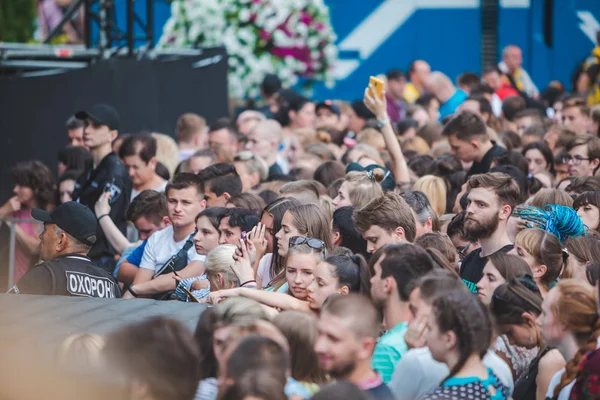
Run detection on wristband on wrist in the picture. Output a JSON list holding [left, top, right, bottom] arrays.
[[376, 118, 390, 129], [97, 214, 110, 221], [128, 286, 139, 297]]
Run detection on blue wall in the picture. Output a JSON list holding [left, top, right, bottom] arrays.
[[112, 0, 600, 100]]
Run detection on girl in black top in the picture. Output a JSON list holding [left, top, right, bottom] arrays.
[[490, 277, 565, 400]]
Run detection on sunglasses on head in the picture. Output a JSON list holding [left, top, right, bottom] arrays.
[[289, 236, 326, 253]]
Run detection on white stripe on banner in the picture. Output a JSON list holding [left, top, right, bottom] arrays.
[[334, 0, 482, 80], [499, 0, 530, 8]]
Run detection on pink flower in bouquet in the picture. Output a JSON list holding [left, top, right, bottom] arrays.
[[300, 11, 312, 25]]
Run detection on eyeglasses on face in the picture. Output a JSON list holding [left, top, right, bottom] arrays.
[[561, 155, 591, 165], [289, 236, 326, 252]]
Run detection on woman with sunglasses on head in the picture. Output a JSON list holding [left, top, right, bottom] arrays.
[[490, 278, 566, 400], [267, 203, 333, 293], [476, 253, 539, 381], [207, 240, 324, 308], [422, 290, 510, 400], [207, 242, 371, 315], [510, 228, 566, 298], [539, 280, 600, 400]]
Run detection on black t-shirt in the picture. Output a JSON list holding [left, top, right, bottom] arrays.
[[72, 152, 131, 266], [459, 245, 514, 292], [10, 254, 121, 298], [467, 142, 506, 177]]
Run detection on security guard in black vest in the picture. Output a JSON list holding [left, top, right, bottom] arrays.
[[72, 104, 131, 274], [8, 202, 121, 298]]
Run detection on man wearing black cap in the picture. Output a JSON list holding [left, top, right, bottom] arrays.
[[349, 100, 376, 135], [8, 202, 121, 298], [72, 104, 132, 274], [316, 100, 341, 128]]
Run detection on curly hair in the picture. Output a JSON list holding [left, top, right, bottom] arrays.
[[551, 280, 600, 398], [11, 160, 55, 210]]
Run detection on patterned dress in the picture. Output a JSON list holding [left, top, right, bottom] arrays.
[[422, 368, 508, 400]]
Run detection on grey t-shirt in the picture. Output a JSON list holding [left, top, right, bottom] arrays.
[[389, 347, 514, 400]]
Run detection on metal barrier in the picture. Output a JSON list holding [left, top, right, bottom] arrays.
[[1, 218, 42, 290]]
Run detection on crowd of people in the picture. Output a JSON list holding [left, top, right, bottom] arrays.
[[6, 42, 600, 400]]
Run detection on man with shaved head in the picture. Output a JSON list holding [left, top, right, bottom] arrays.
[[499, 44, 539, 98], [404, 60, 431, 103], [425, 71, 468, 119], [245, 119, 285, 179]]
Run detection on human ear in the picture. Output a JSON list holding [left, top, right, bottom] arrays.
[[223, 192, 231, 201], [522, 312, 537, 328], [444, 330, 457, 351], [393, 226, 406, 242], [332, 231, 341, 246], [532, 264, 547, 279], [339, 285, 350, 295]]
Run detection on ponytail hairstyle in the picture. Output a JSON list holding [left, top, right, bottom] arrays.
[[322, 254, 371, 295], [515, 228, 565, 291], [262, 197, 302, 281], [551, 280, 600, 398], [344, 170, 385, 209], [431, 290, 493, 383], [490, 276, 543, 327]]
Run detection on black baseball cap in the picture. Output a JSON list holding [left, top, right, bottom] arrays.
[[351, 100, 376, 121], [32, 202, 98, 246], [316, 100, 341, 116], [75, 104, 120, 130]]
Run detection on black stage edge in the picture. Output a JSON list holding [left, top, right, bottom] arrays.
[[0, 47, 228, 200]]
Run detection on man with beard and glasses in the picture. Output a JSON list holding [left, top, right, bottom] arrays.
[[459, 172, 521, 292], [315, 294, 395, 400]]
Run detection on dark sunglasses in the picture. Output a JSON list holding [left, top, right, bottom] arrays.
[[289, 236, 326, 253]]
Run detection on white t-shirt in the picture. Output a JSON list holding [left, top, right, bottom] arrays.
[[257, 253, 274, 288], [140, 226, 205, 273], [389, 347, 514, 400]]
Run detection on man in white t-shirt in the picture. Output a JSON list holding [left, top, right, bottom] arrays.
[[123, 173, 206, 299], [389, 271, 514, 399]]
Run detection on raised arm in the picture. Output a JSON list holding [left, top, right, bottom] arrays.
[[363, 86, 411, 184]]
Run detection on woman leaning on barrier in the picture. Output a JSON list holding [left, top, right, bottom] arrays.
[[0, 160, 55, 282]]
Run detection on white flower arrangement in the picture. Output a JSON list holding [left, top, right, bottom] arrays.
[[158, 0, 338, 99]]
